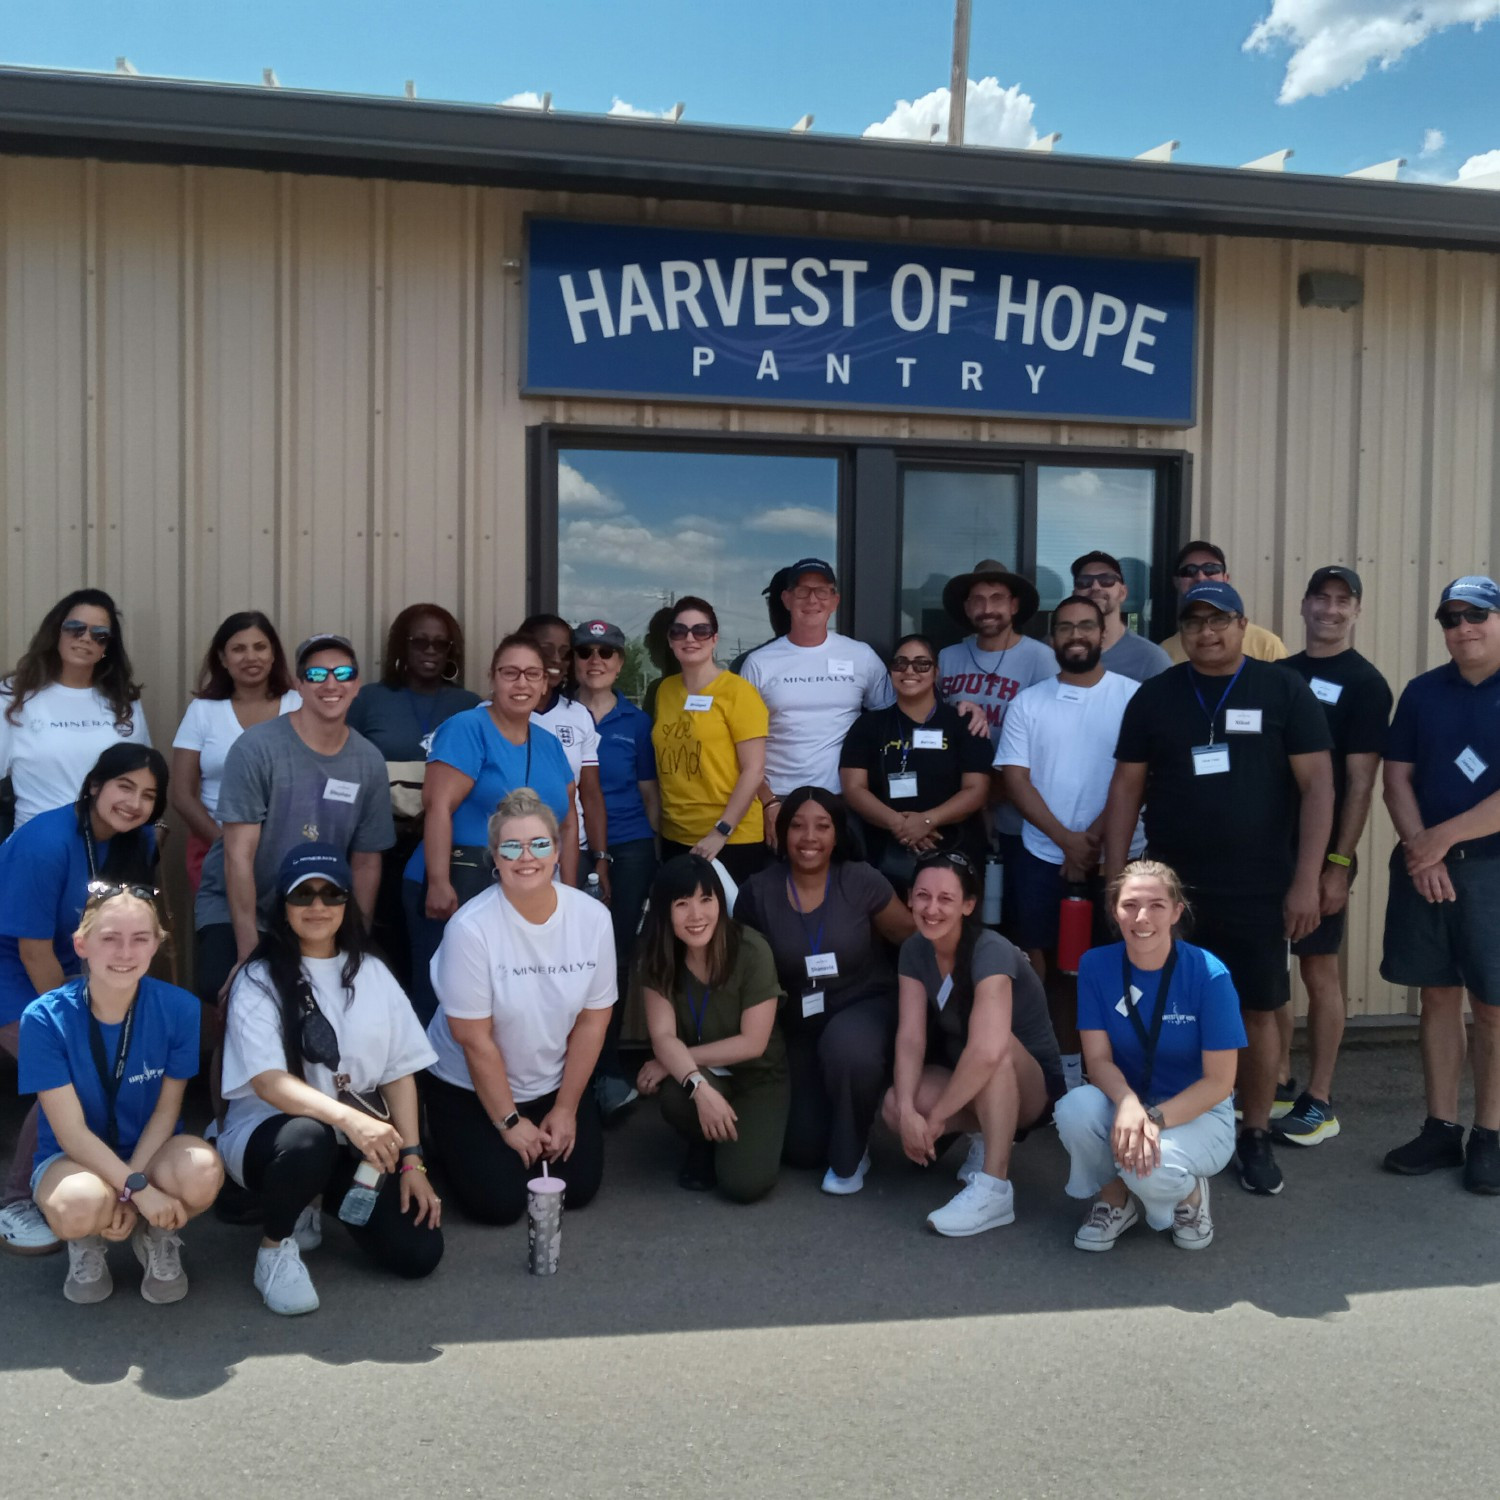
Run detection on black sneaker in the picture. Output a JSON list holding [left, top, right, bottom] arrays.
[[1271, 1078, 1299, 1120], [1384, 1116, 1465, 1175], [1272, 1092, 1340, 1146], [677, 1141, 717, 1192], [1236, 1128, 1284, 1195], [1463, 1128, 1500, 1195]]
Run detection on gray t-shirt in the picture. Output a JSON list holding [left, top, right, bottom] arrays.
[[899, 928, 1061, 1082], [195, 715, 395, 929], [1102, 630, 1171, 683]]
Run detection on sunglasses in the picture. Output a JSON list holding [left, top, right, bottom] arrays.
[[890, 655, 935, 673], [1180, 611, 1240, 634], [1439, 607, 1491, 629], [1176, 562, 1226, 580], [496, 664, 545, 683], [301, 664, 358, 683], [496, 837, 556, 861], [285, 885, 350, 907], [408, 634, 452, 652], [575, 645, 619, 661], [669, 622, 715, 642], [62, 620, 112, 646], [1075, 572, 1122, 589], [86, 881, 159, 905]]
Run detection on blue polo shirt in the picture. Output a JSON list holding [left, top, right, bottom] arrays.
[[1386, 663, 1500, 859], [589, 694, 656, 846]]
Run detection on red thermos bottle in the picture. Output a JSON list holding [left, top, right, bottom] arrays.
[[1057, 884, 1093, 975]]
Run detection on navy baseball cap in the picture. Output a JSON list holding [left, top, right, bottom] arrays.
[[572, 619, 628, 650], [1179, 581, 1245, 618], [787, 558, 838, 585], [1305, 565, 1363, 599], [1436, 576, 1500, 618], [279, 843, 353, 896]]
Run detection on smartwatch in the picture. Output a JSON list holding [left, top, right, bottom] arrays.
[[119, 1171, 149, 1204], [497, 1111, 522, 1133], [1145, 1106, 1166, 1129], [682, 1071, 705, 1099], [714, 819, 734, 838], [398, 1145, 424, 1159]]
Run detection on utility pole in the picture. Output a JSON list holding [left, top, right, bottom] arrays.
[[948, 0, 971, 146]]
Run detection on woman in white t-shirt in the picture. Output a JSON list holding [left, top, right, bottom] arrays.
[[0, 589, 151, 829], [423, 787, 616, 1226], [170, 611, 301, 890], [219, 843, 443, 1317]]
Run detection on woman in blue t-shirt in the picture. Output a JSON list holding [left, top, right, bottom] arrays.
[[1055, 859, 1246, 1253], [21, 886, 222, 1305]]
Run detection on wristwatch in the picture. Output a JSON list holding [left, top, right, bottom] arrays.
[[496, 1111, 521, 1133], [682, 1071, 706, 1099], [592, 850, 614, 865], [1145, 1106, 1166, 1129], [713, 819, 734, 838], [119, 1171, 149, 1204]]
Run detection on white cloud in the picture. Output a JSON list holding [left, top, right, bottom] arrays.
[[499, 91, 547, 110], [743, 505, 837, 540], [1456, 148, 1500, 184], [1421, 126, 1447, 154], [608, 97, 675, 119], [558, 460, 624, 517], [1056, 469, 1105, 498], [1245, 2, 1500, 104], [560, 516, 726, 575], [864, 77, 1040, 149]]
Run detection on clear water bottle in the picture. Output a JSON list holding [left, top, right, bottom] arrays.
[[338, 1161, 384, 1226], [585, 872, 605, 901]]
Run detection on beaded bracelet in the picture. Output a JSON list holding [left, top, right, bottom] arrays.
[[399, 1161, 428, 1175]]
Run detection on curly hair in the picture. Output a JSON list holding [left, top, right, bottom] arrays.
[[380, 603, 466, 688]]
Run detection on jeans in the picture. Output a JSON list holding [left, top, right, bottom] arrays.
[[1054, 1085, 1236, 1230], [597, 837, 657, 1080]]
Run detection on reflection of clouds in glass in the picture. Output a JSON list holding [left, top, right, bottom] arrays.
[[744, 505, 837, 540], [558, 460, 625, 516], [1035, 466, 1156, 617], [1056, 468, 1104, 498]]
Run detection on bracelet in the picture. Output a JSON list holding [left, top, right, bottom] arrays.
[[399, 1161, 428, 1174], [1326, 852, 1353, 868]]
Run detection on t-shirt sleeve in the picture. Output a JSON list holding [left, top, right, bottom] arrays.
[[897, 934, 926, 980], [1074, 949, 1111, 1033], [171, 697, 211, 753], [971, 930, 1020, 986], [958, 712, 998, 772], [1347, 672, 1394, 756], [431, 911, 496, 1021], [738, 650, 766, 692], [368, 960, 439, 1081], [220, 965, 293, 1098], [731, 874, 763, 932], [839, 710, 877, 772], [1384, 681, 1420, 764], [1114, 681, 1155, 763], [429, 711, 485, 780], [166, 988, 201, 1079], [350, 743, 396, 852], [1196, 952, 1249, 1051], [993, 695, 1032, 769], [845, 860, 896, 918], [578, 713, 601, 769], [132, 701, 152, 748], [725, 678, 770, 744], [215, 731, 272, 825], [863, 648, 896, 709], [344, 688, 372, 738], [1283, 675, 1335, 756], [17, 1001, 73, 1095], [634, 713, 657, 782], [736, 930, 784, 1010], [582, 906, 618, 1010], [0, 689, 13, 779], [0, 821, 70, 941]]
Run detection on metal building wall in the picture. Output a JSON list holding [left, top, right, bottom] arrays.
[[2, 154, 1497, 1014]]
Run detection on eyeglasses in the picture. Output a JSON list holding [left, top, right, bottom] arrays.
[[1176, 561, 1226, 580], [408, 634, 452, 652], [285, 886, 350, 907], [575, 645, 619, 661], [790, 585, 836, 602], [62, 620, 112, 646], [1439, 607, 1491, 629], [496, 664, 545, 683], [86, 881, 159, 905], [1180, 611, 1240, 634], [495, 837, 556, 861], [668, 622, 716, 641], [890, 655, 935, 673], [1075, 572, 1122, 590], [1054, 621, 1102, 637], [301, 664, 358, 683]]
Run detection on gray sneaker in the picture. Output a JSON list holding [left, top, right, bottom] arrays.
[[0, 1198, 62, 1256], [64, 1235, 114, 1305], [132, 1222, 189, 1303], [1171, 1176, 1214, 1250], [1073, 1197, 1140, 1252]]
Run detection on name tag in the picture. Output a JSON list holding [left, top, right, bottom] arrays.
[[1115, 983, 1143, 1017], [1309, 678, 1343, 705], [801, 990, 826, 1019], [1225, 709, 1262, 734], [888, 772, 918, 799], [912, 728, 944, 750], [935, 974, 954, 1011], [684, 694, 714, 713], [805, 952, 839, 979], [827, 659, 855, 680], [1456, 745, 1490, 783], [1056, 685, 1085, 704], [323, 778, 359, 804], [1192, 744, 1231, 776], [707, 1065, 732, 1077]]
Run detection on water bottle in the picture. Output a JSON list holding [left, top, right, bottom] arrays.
[[338, 1161, 384, 1227], [983, 857, 1004, 926], [586, 872, 605, 901], [1057, 883, 1094, 976]]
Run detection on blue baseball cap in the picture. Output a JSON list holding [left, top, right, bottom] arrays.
[[1436, 576, 1500, 618], [1179, 580, 1245, 618], [278, 842, 353, 896]]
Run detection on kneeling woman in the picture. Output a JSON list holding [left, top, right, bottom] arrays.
[[1055, 860, 1244, 1253], [636, 856, 789, 1203], [218, 845, 443, 1316], [21, 886, 222, 1304], [883, 853, 1063, 1237], [423, 788, 615, 1225]]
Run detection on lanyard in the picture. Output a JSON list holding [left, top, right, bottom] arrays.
[[895, 703, 939, 775], [1120, 943, 1179, 1106], [87, 989, 139, 1153], [1188, 659, 1246, 745], [405, 688, 439, 739], [787, 870, 831, 957], [83, 820, 100, 882], [685, 978, 711, 1043]]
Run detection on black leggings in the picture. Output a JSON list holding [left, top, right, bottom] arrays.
[[422, 1073, 605, 1226], [241, 1114, 444, 1280]]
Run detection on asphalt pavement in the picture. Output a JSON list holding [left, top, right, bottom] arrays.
[[3, 1035, 1498, 1499]]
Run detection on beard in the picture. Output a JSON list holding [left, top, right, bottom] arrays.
[[1055, 641, 1102, 673]]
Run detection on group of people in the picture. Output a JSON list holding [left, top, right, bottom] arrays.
[[0, 545, 1495, 1310]]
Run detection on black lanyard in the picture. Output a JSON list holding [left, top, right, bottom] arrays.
[[1120, 943, 1178, 1106], [87, 991, 139, 1153]]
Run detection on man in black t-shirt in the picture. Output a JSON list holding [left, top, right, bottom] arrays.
[[1272, 568, 1392, 1147], [1104, 581, 1333, 1197]]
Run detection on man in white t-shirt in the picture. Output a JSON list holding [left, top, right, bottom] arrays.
[[995, 596, 1143, 1088]]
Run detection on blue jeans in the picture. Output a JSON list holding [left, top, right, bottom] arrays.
[[597, 837, 657, 1080]]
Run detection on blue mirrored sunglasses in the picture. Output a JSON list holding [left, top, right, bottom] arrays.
[[301, 664, 358, 683]]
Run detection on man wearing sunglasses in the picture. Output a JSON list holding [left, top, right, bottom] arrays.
[[1160, 541, 1288, 667], [1069, 550, 1170, 683], [195, 633, 395, 1007], [1380, 576, 1500, 1194]]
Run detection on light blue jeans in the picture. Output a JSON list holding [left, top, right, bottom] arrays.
[[1055, 1085, 1236, 1230]]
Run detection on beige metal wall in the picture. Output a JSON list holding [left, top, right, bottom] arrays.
[[2, 153, 1497, 1014]]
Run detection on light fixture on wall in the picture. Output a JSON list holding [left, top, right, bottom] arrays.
[[1298, 271, 1364, 311]]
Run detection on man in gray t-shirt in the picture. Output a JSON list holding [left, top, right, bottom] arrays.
[[1071, 549, 1170, 684]]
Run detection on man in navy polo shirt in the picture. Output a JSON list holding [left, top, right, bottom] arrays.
[[1381, 576, 1500, 1194]]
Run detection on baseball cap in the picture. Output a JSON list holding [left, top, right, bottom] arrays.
[[295, 632, 359, 675], [572, 619, 628, 650], [278, 842, 353, 896], [1071, 549, 1125, 579], [1436, 575, 1500, 617], [1305, 566, 1364, 600], [787, 557, 837, 586], [1174, 539, 1226, 571], [1179, 581, 1245, 618]]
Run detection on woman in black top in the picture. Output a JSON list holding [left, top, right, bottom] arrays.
[[839, 635, 991, 897]]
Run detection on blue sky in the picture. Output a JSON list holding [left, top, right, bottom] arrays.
[[5, 2, 1499, 182]]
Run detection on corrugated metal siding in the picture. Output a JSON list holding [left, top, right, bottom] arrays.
[[2, 155, 1497, 1014]]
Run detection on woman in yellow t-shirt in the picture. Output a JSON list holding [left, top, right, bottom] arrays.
[[651, 597, 772, 884]]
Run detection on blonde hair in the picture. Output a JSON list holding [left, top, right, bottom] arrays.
[[1106, 859, 1188, 920], [76, 887, 169, 944], [487, 786, 561, 851]]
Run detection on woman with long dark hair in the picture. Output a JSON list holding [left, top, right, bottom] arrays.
[[171, 611, 300, 891], [636, 854, 788, 1202], [0, 589, 150, 828], [218, 844, 442, 1316], [882, 852, 1063, 1237], [0, 744, 168, 1255]]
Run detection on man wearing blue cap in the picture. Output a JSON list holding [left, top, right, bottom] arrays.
[[1104, 579, 1333, 1196], [1380, 576, 1500, 1194]]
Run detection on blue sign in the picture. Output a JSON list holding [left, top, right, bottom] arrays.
[[525, 219, 1197, 426]]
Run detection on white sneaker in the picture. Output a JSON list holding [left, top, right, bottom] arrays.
[[821, 1154, 871, 1196], [254, 1237, 320, 1316], [956, 1133, 986, 1184], [926, 1173, 1015, 1237], [1073, 1196, 1140, 1252], [293, 1204, 323, 1252], [64, 1234, 113, 1304], [1, 1198, 62, 1256], [132, 1222, 188, 1303], [1171, 1176, 1214, 1251]]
